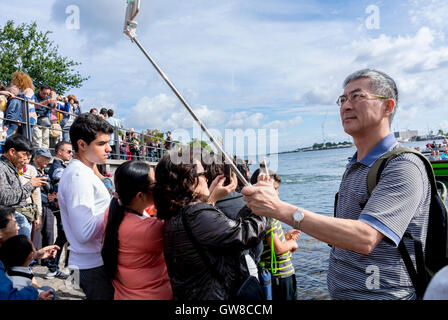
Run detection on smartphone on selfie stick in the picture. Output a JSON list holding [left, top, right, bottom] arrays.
[[224, 159, 232, 186]]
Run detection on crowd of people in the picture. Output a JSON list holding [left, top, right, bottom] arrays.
[[1, 68, 448, 301], [426, 139, 448, 161], [0, 71, 172, 162], [0, 72, 82, 152]]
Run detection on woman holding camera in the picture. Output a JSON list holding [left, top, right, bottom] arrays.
[[154, 149, 267, 300]]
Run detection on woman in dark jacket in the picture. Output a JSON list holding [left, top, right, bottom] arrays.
[[154, 149, 267, 300]]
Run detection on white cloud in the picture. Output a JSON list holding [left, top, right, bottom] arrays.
[[226, 111, 264, 129], [350, 27, 448, 73], [409, 0, 448, 31], [264, 116, 303, 130], [125, 94, 226, 132]]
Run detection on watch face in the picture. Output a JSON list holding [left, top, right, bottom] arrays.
[[294, 210, 304, 221]]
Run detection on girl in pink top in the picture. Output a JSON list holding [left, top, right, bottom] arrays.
[[102, 161, 172, 300]]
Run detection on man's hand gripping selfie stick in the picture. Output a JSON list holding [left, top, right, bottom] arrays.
[[123, 0, 250, 187]]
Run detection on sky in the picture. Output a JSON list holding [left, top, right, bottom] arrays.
[[1, 0, 448, 155]]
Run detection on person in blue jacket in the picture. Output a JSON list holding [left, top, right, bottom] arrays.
[[0, 205, 59, 300]]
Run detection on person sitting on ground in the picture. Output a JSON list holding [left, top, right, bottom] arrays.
[[102, 161, 172, 300], [154, 148, 267, 300], [250, 168, 300, 300], [0, 235, 56, 299], [0, 205, 59, 300]]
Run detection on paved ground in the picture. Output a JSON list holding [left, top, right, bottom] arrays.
[[32, 246, 85, 300]]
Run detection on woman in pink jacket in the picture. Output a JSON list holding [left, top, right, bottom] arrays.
[[102, 161, 172, 300]]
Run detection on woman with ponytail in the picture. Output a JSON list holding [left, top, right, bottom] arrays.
[[101, 161, 172, 300]]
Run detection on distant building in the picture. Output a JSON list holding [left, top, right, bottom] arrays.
[[394, 130, 418, 142]]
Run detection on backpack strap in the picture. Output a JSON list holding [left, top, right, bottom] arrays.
[[367, 146, 438, 198], [367, 146, 436, 299]]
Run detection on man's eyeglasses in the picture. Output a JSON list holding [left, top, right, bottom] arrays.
[[336, 91, 389, 107], [64, 149, 73, 154]]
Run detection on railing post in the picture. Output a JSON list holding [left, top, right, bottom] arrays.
[[114, 126, 119, 159], [24, 100, 32, 141]]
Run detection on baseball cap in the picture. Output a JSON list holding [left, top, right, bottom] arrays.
[[35, 148, 53, 159]]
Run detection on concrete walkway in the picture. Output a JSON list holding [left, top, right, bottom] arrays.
[[32, 246, 85, 300]]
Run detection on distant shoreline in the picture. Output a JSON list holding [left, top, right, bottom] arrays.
[[270, 144, 354, 156]]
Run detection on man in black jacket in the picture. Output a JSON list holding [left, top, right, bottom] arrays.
[[43, 141, 72, 279]]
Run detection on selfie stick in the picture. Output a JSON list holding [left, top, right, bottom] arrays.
[[123, 0, 250, 186]]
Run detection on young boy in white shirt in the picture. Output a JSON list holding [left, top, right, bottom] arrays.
[[58, 113, 114, 300]]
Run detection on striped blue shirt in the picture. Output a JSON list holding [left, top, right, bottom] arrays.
[[327, 134, 430, 300]]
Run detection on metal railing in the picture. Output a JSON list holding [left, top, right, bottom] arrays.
[[0, 94, 177, 162]]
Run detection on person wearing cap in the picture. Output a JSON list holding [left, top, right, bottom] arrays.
[[31, 148, 69, 279]]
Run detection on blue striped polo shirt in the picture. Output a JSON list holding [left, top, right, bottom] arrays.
[[327, 133, 430, 300]]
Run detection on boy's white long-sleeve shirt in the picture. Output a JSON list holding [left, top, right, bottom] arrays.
[[58, 159, 111, 270]]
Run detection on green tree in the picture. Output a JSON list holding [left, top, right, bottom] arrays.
[[188, 138, 213, 153], [143, 129, 164, 145], [0, 20, 89, 93]]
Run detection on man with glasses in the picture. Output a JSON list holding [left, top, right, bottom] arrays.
[[242, 69, 431, 299], [0, 135, 48, 238]]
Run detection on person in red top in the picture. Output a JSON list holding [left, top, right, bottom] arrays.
[[101, 161, 172, 300]]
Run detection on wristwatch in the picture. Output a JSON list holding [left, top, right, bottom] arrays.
[[293, 207, 305, 230]]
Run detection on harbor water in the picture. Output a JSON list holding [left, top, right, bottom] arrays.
[[249, 140, 440, 300]]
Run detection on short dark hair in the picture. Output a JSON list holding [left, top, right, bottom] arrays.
[[69, 113, 113, 152], [3, 135, 33, 153], [40, 85, 51, 91], [154, 148, 208, 220], [107, 109, 114, 117], [55, 141, 71, 153], [89, 108, 98, 114], [100, 108, 108, 116], [0, 235, 33, 268], [250, 168, 281, 185], [0, 206, 15, 229]]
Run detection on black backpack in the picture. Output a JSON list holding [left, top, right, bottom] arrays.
[[364, 147, 448, 298]]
